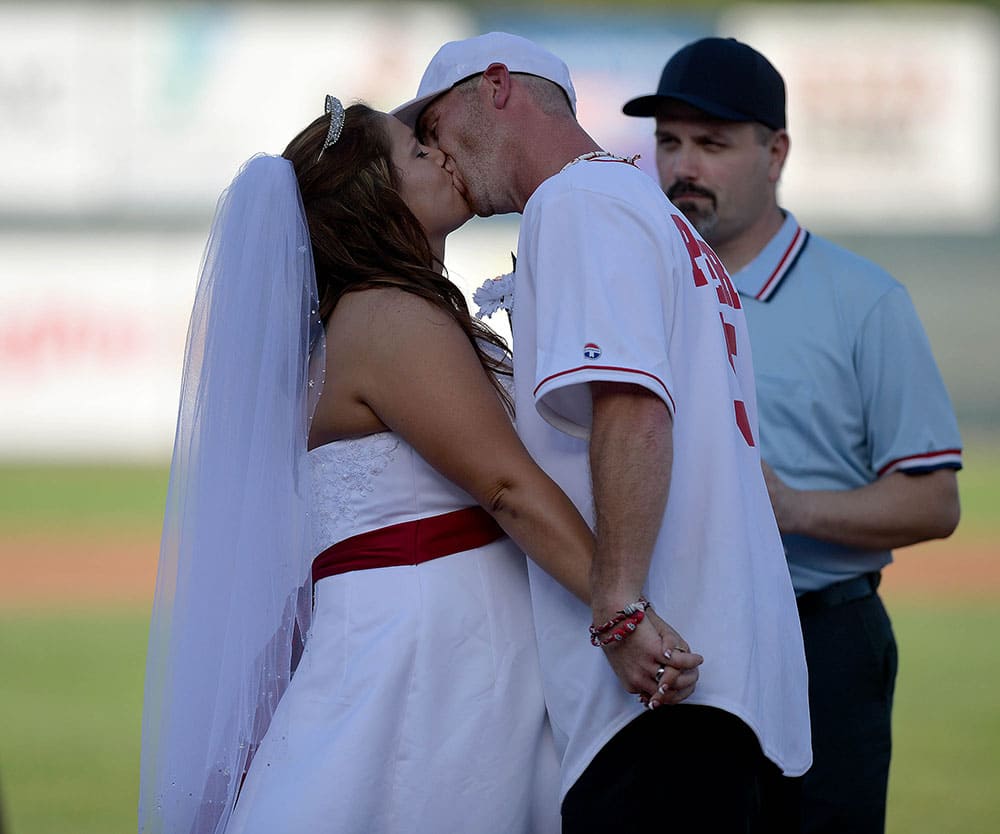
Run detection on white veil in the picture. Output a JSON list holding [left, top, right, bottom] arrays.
[[138, 154, 325, 834]]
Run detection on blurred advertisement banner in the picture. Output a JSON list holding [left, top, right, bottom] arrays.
[[0, 222, 515, 461], [0, 1, 473, 218], [0, 1, 477, 460], [0, 231, 196, 460], [721, 3, 999, 233], [0, 2, 995, 461]]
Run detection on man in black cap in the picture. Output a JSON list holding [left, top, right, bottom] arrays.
[[625, 37, 962, 834]]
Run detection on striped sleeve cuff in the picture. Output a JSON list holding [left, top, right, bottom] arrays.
[[534, 364, 676, 414], [878, 448, 963, 477]]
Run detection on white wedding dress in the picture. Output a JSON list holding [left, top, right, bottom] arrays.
[[226, 431, 560, 833]]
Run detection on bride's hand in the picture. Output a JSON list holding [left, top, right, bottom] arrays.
[[641, 608, 702, 708]]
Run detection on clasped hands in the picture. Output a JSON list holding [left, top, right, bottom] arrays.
[[598, 607, 703, 709]]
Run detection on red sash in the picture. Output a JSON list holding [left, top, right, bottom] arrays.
[[312, 506, 505, 584]]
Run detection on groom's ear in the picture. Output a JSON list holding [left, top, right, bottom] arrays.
[[482, 63, 512, 110]]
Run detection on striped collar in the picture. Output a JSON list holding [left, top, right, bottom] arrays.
[[731, 212, 810, 303]]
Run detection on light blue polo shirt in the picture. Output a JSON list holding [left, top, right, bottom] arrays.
[[733, 212, 963, 594]]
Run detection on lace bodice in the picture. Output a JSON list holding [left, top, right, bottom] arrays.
[[308, 431, 480, 555]]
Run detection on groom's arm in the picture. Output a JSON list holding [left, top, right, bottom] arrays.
[[589, 382, 670, 607], [589, 381, 700, 701]]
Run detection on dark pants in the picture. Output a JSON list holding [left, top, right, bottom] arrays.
[[561, 704, 801, 833], [798, 588, 898, 834]]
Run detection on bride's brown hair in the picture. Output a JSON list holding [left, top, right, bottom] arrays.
[[283, 104, 511, 409]]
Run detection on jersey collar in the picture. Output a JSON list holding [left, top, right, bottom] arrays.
[[731, 211, 810, 303]]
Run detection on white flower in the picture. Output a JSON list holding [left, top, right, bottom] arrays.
[[473, 272, 515, 320]]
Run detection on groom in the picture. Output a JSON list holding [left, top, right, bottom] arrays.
[[395, 32, 810, 831]]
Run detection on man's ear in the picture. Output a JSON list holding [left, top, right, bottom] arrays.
[[768, 129, 790, 184], [481, 63, 513, 110]]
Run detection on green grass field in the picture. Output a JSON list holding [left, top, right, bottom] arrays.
[[889, 605, 1000, 833], [1, 603, 996, 834], [0, 464, 168, 536], [0, 440, 997, 833], [952, 439, 1000, 540], [0, 611, 149, 834]]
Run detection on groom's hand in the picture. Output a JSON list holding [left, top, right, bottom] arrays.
[[598, 608, 702, 707]]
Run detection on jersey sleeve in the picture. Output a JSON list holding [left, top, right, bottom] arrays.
[[529, 186, 677, 438], [855, 285, 963, 476]]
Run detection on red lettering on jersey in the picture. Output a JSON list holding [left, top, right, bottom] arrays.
[[671, 213, 751, 446], [720, 313, 737, 371], [734, 400, 755, 447], [670, 214, 708, 286], [700, 243, 741, 309], [670, 215, 741, 308]]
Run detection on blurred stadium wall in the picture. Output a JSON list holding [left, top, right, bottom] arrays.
[[0, 1, 996, 462]]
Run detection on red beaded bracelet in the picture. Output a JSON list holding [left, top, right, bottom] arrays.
[[591, 610, 645, 646], [589, 597, 652, 647]]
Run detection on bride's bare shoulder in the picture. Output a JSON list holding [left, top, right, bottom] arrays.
[[330, 285, 454, 339]]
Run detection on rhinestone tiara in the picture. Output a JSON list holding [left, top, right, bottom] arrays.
[[318, 95, 345, 159]]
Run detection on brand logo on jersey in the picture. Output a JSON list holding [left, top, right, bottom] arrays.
[[583, 342, 602, 360]]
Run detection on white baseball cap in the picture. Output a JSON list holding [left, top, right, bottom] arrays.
[[392, 31, 577, 129]]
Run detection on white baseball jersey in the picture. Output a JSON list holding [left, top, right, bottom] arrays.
[[513, 157, 811, 799]]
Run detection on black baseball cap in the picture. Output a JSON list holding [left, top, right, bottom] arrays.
[[623, 37, 786, 130]]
